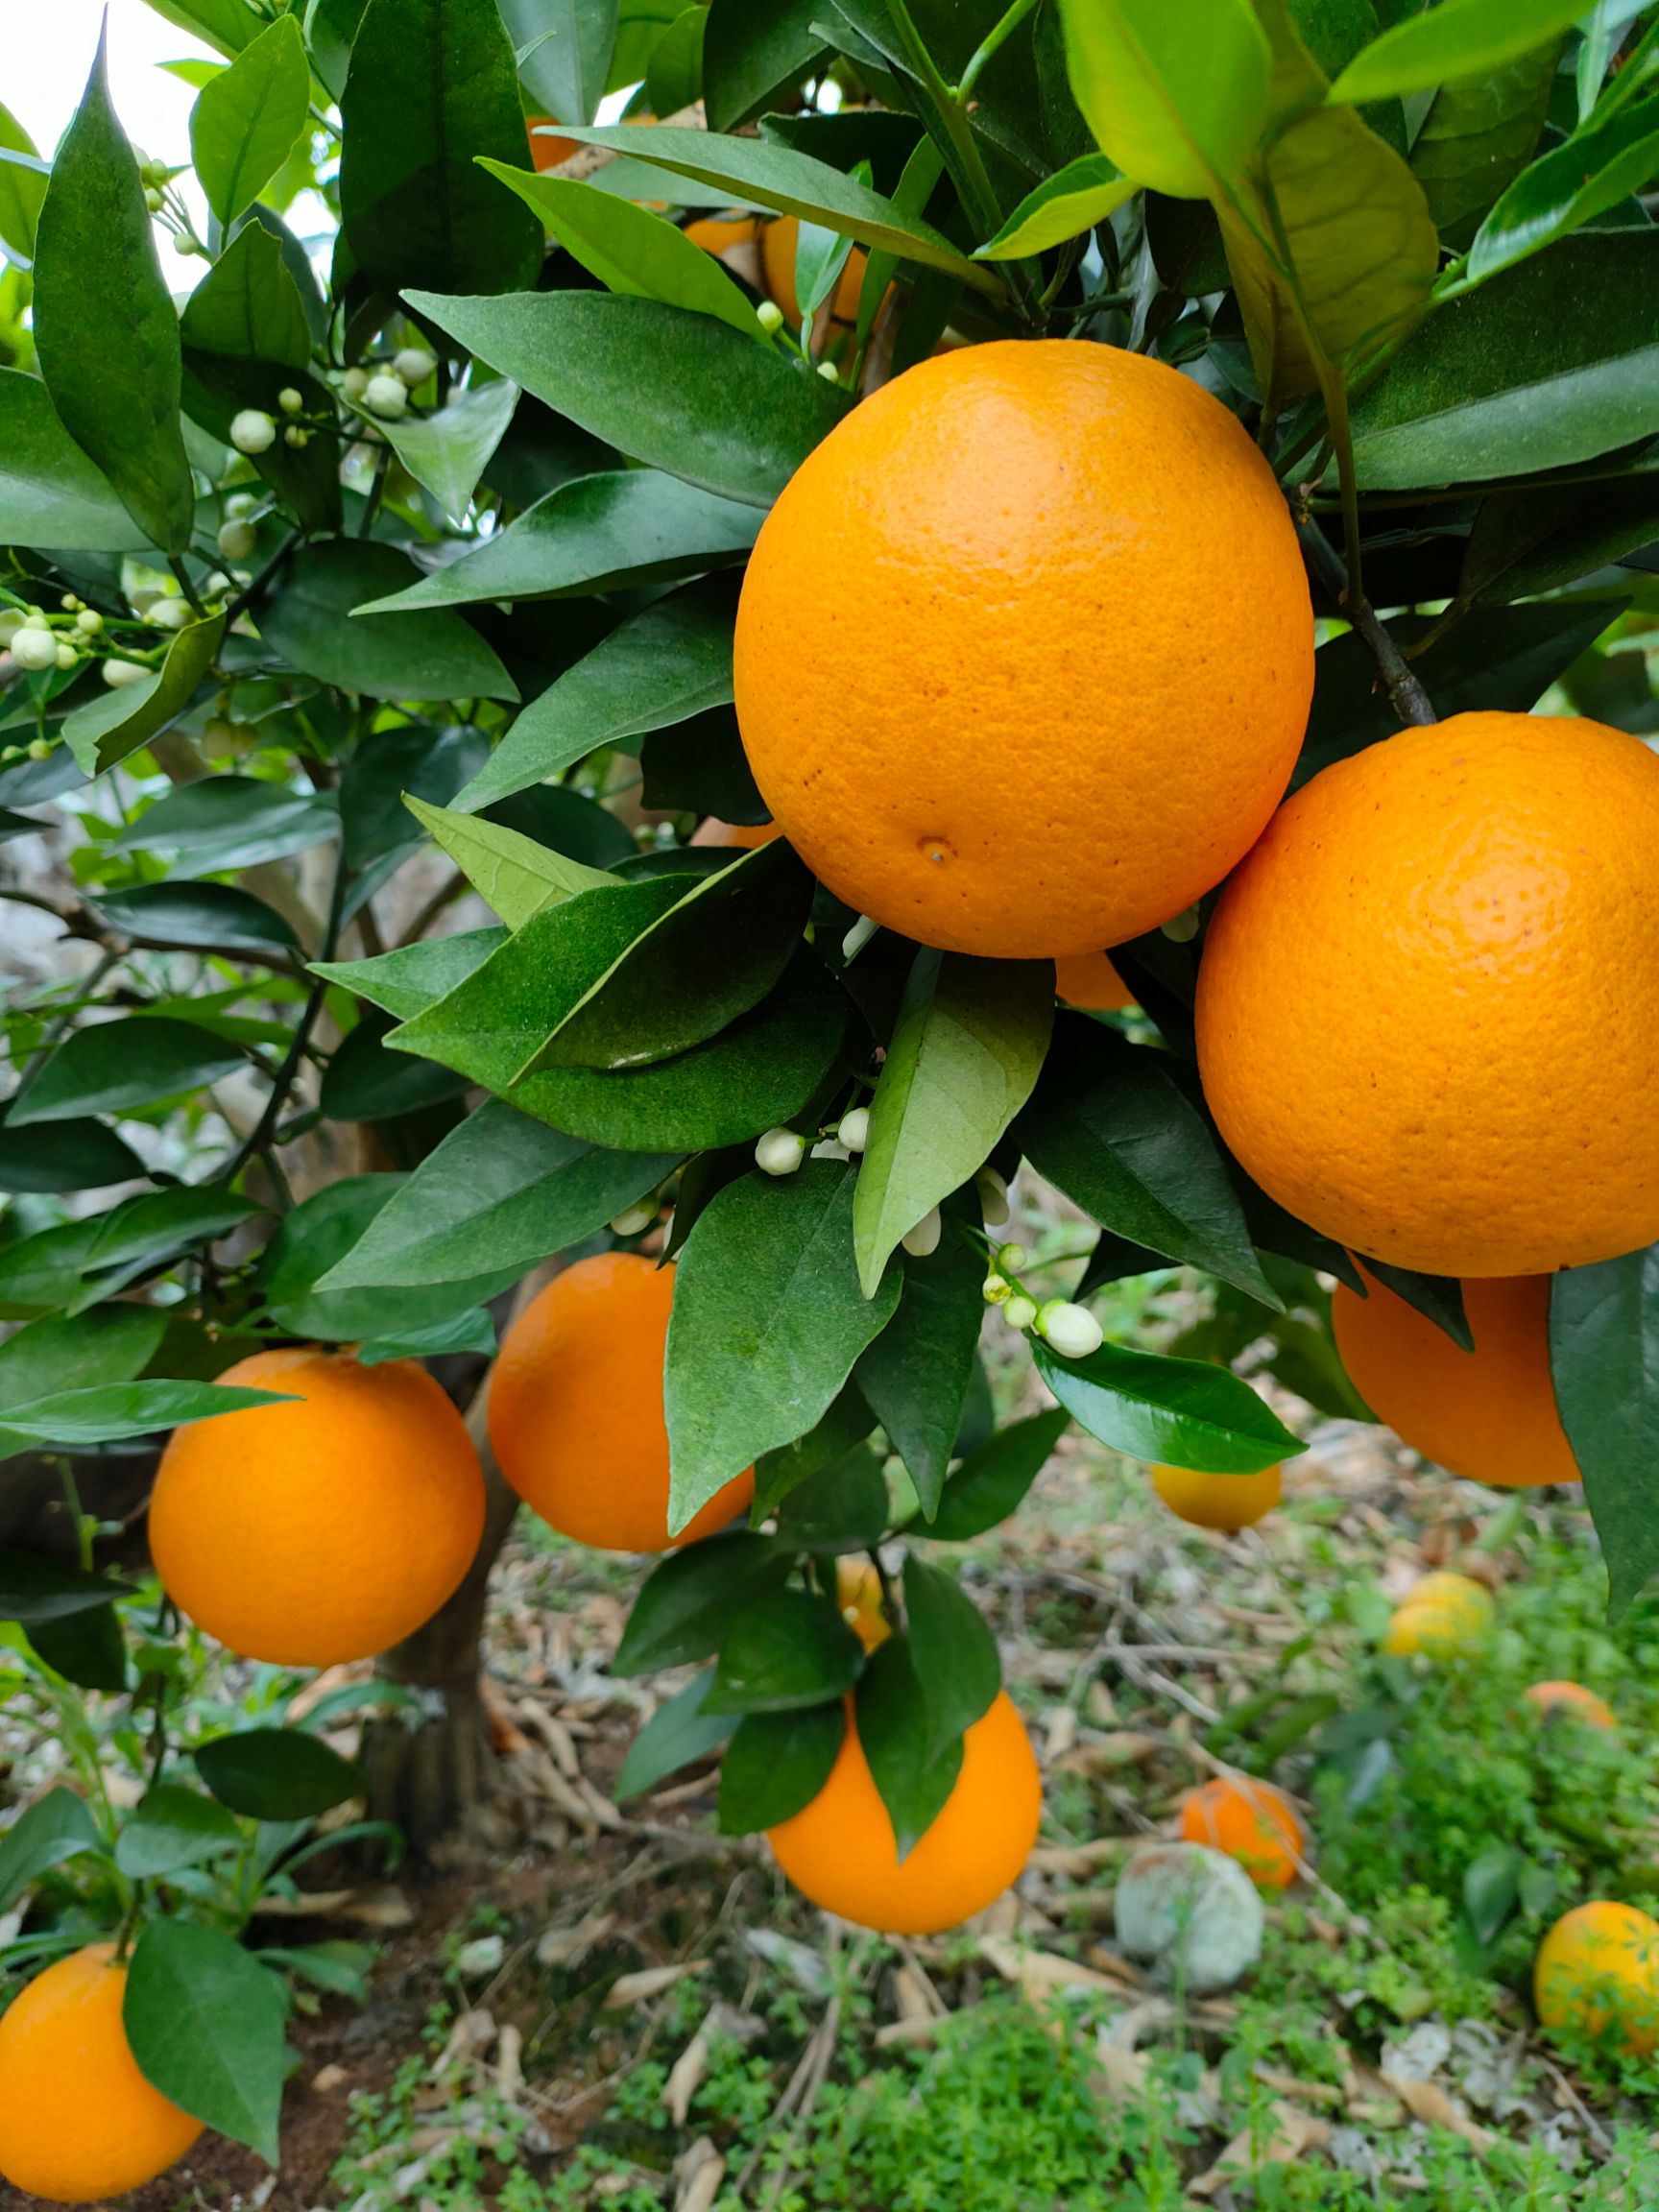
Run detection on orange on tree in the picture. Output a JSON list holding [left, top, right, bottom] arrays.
[[1536, 1901, 1659, 2056], [525, 116, 578, 171], [0, 1944, 203, 2203], [1332, 1268, 1579, 1490], [489, 1252, 754, 1551], [1196, 711, 1659, 1277], [1179, 1775, 1306, 1889], [766, 1690, 1041, 1935], [1524, 1680, 1618, 1730], [758, 214, 868, 330], [1054, 950, 1137, 1012], [149, 1348, 485, 1669], [1382, 1571, 1495, 1658], [688, 814, 783, 851], [1152, 1461, 1282, 1531], [834, 1557, 891, 1651], [733, 341, 1312, 961]]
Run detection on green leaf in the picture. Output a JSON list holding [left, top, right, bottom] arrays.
[[1033, 1336, 1305, 1473], [666, 1163, 902, 1528], [705, 1584, 865, 1714], [1409, 44, 1558, 236], [29, 1605, 126, 1692], [0, 101, 46, 260], [482, 165, 765, 339], [319, 1010, 471, 1121], [854, 1215, 986, 1518], [355, 468, 760, 614], [352, 377, 517, 528], [61, 612, 226, 778], [30, 36, 195, 553], [1363, 1262, 1473, 1351], [504, 0, 618, 123], [255, 1941, 375, 2002], [704, 0, 827, 132], [0, 369, 146, 552], [775, 1444, 889, 1553], [974, 152, 1136, 258], [1468, 92, 1659, 284], [1331, 0, 1592, 102], [645, 3, 707, 110], [902, 1553, 999, 1760], [318, 1099, 675, 1289], [1056, 0, 1272, 199], [356, 1307, 497, 1364], [929, 1407, 1070, 1542], [752, 1381, 878, 1519], [87, 880, 300, 958], [189, 13, 309, 228], [552, 123, 998, 290], [1550, 1247, 1659, 1618], [717, 1701, 843, 1831], [1463, 1837, 1523, 1944], [115, 1785, 242, 1880], [0, 1787, 102, 1911], [454, 574, 737, 811], [854, 950, 1052, 1300], [613, 1531, 787, 1673], [0, 1379, 293, 1460], [253, 1174, 518, 1344], [0, 1119, 145, 1194], [1016, 1018, 1278, 1306], [616, 1668, 737, 1799], [8, 1016, 245, 1127], [262, 541, 517, 703], [1347, 232, 1659, 489], [402, 795, 613, 927], [0, 1548, 132, 1625], [338, 0, 542, 299], [0, 1306, 165, 1408], [125, 1919, 287, 2162], [311, 929, 505, 1022], [855, 1634, 963, 1860], [1460, 475, 1659, 605], [407, 289, 849, 508], [146, 0, 265, 58], [195, 1728, 362, 1819], [339, 723, 490, 870], [0, 1188, 261, 1321]]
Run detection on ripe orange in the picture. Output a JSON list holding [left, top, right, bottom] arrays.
[[1382, 1571, 1494, 1658], [1152, 1461, 1282, 1531], [1179, 1775, 1306, 1889], [525, 117, 578, 171], [1332, 1268, 1578, 1490], [150, 1348, 484, 1668], [834, 1557, 891, 1651], [767, 1689, 1040, 1934], [1054, 950, 1137, 1012], [1525, 1680, 1617, 1730], [489, 1253, 754, 1551], [0, 1944, 204, 2202], [734, 342, 1312, 960], [688, 815, 782, 851], [1196, 711, 1659, 1276], [1536, 1901, 1659, 2055]]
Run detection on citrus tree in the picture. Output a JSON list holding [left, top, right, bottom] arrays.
[[3, 0, 1659, 2187]]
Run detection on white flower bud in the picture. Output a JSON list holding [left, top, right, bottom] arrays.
[[144, 187, 164, 213], [393, 346, 437, 388], [1035, 1299, 1104, 1360], [172, 230, 200, 257], [10, 625, 58, 671], [757, 300, 784, 333], [55, 641, 77, 669], [343, 366, 370, 399], [217, 518, 258, 562], [982, 1272, 1011, 1306], [229, 408, 276, 454], [901, 1206, 942, 1258], [816, 359, 840, 382], [837, 1106, 870, 1153], [60, 593, 81, 612], [283, 424, 309, 447], [103, 658, 152, 688], [74, 608, 102, 635], [363, 373, 409, 420], [997, 1241, 1027, 1277], [609, 1198, 658, 1237], [149, 598, 191, 631], [226, 492, 258, 519], [975, 1166, 1010, 1226], [1003, 1292, 1038, 1333], [277, 386, 303, 413], [0, 610, 23, 646], [755, 1126, 806, 1177], [204, 573, 231, 594], [1162, 903, 1200, 944]]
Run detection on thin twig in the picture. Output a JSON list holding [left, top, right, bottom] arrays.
[[1298, 521, 1437, 728]]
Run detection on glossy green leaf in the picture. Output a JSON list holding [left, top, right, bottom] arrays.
[[0, 102, 46, 260], [261, 541, 517, 703], [8, 1016, 246, 1126], [974, 152, 1136, 258], [146, 0, 265, 57], [616, 1668, 737, 1799], [319, 1098, 675, 1288], [1056, 0, 1272, 198], [339, 724, 490, 870], [0, 1788, 102, 1911], [0, 1119, 144, 1195], [613, 1532, 787, 1673], [1550, 1247, 1659, 1618], [87, 880, 300, 958], [319, 1011, 471, 1120], [195, 1728, 362, 1818], [338, 0, 542, 299], [774, 1444, 890, 1553], [1033, 1336, 1305, 1473], [29, 1605, 126, 1692], [0, 1306, 166, 1409], [0, 1378, 292, 1460], [929, 1407, 1070, 1542], [854, 950, 1052, 1299], [903, 1554, 999, 1760], [645, 3, 706, 110], [117, 774, 338, 874], [752, 1381, 878, 1520], [854, 1215, 986, 1518], [189, 12, 309, 227], [357, 468, 760, 614], [666, 1163, 902, 1527], [717, 1700, 843, 1831], [253, 1174, 518, 1343], [1468, 93, 1659, 283], [31, 36, 195, 553], [505, 0, 618, 123], [1331, 0, 1591, 102], [402, 795, 613, 927], [1409, 44, 1558, 236], [354, 377, 517, 527], [311, 929, 504, 1022], [61, 613, 226, 777], [0, 1190, 259, 1321], [856, 1634, 962, 1860], [1460, 475, 1659, 605], [0, 369, 146, 552], [125, 1919, 286, 2161], [704, 0, 827, 132], [1363, 1262, 1473, 1352], [0, 1548, 132, 1626], [456, 576, 736, 811], [115, 1785, 241, 1880], [705, 1584, 865, 1714], [406, 289, 849, 508]]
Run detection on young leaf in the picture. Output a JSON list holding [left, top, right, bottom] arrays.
[[125, 1919, 287, 2162], [61, 613, 226, 778], [262, 541, 517, 704], [1057, 0, 1272, 199], [195, 1729, 362, 1819], [717, 1701, 843, 1832], [189, 12, 309, 228], [7, 1017, 246, 1126], [1331, 0, 1593, 103], [974, 152, 1136, 258], [705, 1584, 865, 1714], [1032, 1336, 1304, 1473], [855, 1634, 963, 1860], [31, 34, 195, 552], [0, 367, 146, 552], [1468, 95, 1659, 284], [402, 795, 613, 926], [0, 101, 46, 260], [114, 1785, 242, 1881], [1550, 1246, 1659, 1618], [854, 1214, 986, 1518], [351, 377, 518, 527], [613, 1532, 789, 1674], [854, 950, 1052, 1298], [0, 1787, 103, 1911], [615, 1668, 737, 1800], [666, 1164, 902, 1528], [929, 1407, 1070, 1542], [902, 1555, 999, 1760]]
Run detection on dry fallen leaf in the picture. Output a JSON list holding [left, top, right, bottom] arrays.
[[978, 1934, 1137, 2006], [1381, 2070, 1494, 2150], [1190, 2102, 1332, 2197], [604, 1961, 709, 2011]]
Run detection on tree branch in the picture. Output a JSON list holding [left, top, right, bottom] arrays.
[[1298, 521, 1437, 729]]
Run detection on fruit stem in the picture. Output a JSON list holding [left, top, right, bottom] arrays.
[[1297, 521, 1437, 729], [959, 0, 1041, 100]]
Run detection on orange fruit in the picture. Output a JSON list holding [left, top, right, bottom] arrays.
[[1196, 711, 1659, 1277], [1332, 1268, 1578, 1490], [734, 342, 1311, 960], [1179, 1775, 1306, 1889], [766, 1689, 1040, 1934], [1536, 1901, 1659, 2055], [688, 815, 782, 850], [834, 1557, 891, 1651], [1525, 1680, 1617, 1730], [1152, 1461, 1282, 1531], [489, 1252, 754, 1551], [150, 1348, 484, 1668], [1054, 950, 1137, 1012], [526, 117, 578, 171], [0, 1943, 203, 2202], [1382, 1571, 1494, 1657], [683, 213, 761, 258]]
